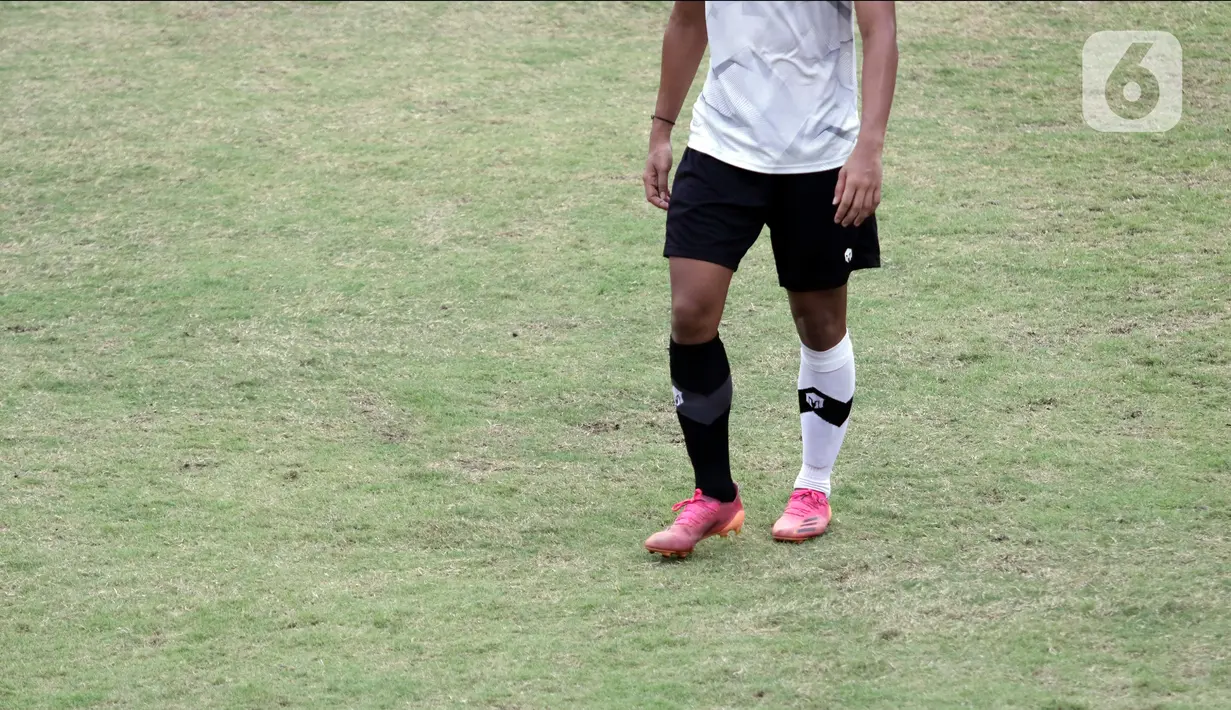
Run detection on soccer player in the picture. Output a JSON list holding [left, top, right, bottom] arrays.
[[642, 0, 898, 558]]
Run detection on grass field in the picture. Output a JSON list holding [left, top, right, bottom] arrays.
[[2, 1, 1229, 708]]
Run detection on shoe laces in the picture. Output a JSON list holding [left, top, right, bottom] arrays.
[[785, 488, 828, 518], [672, 488, 718, 527]]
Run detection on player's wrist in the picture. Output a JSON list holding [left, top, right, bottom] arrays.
[[650, 119, 675, 143], [854, 129, 886, 152], [651, 114, 677, 138], [856, 132, 886, 150]]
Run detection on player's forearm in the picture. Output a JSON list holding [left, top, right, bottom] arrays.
[[854, 4, 898, 150], [652, 1, 708, 141]]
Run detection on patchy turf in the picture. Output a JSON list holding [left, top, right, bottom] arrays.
[[1, 1, 1228, 708]]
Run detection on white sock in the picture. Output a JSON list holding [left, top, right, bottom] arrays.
[[794, 332, 856, 497]]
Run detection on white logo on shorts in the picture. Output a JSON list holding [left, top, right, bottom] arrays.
[[844, 248, 853, 263]]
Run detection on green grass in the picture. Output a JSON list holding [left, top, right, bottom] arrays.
[[2, 1, 1229, 708]]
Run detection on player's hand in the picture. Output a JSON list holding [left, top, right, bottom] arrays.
[[833, 142, 883, 228], [643, 137, 674, 211]]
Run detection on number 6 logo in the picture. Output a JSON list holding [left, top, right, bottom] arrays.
[[1083, 31, 1182, 133]]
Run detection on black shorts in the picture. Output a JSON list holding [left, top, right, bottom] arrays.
[[663, 147, 881, 292]]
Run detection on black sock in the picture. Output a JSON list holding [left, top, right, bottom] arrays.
[[670, 335, 736, 502]]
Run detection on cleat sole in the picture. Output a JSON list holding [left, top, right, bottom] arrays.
[[771, 530, 826, 543], [644, 507, 745, 559], [646, 546, 691, 559]]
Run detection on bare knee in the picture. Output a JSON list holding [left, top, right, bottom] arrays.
[[794, 312, 845, 350], [789, 288, 848, 351], [671, 294, 723, 344]]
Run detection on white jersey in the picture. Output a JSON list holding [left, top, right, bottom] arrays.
[[687, 0, 860, 174]]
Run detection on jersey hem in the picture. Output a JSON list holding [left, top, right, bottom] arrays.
[[686, 133, 853, 175]]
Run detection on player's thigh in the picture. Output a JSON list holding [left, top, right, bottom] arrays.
[[765, 167, 881, 294], [664, 148, 769, 278]]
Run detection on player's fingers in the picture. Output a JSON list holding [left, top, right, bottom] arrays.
[[835, 181, 858, 225], [644, 167, 667, 210], [841, 184, 867, 227], [656, 166, 671, 209], [853, 186, 878, 227], [861, 186, 882, 226], [851, 182, 881, 223], [833, 168, 847, 206]]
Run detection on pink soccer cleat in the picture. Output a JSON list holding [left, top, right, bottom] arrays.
[[771, 488, 831, 543], [644, 488, 745, 559]]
